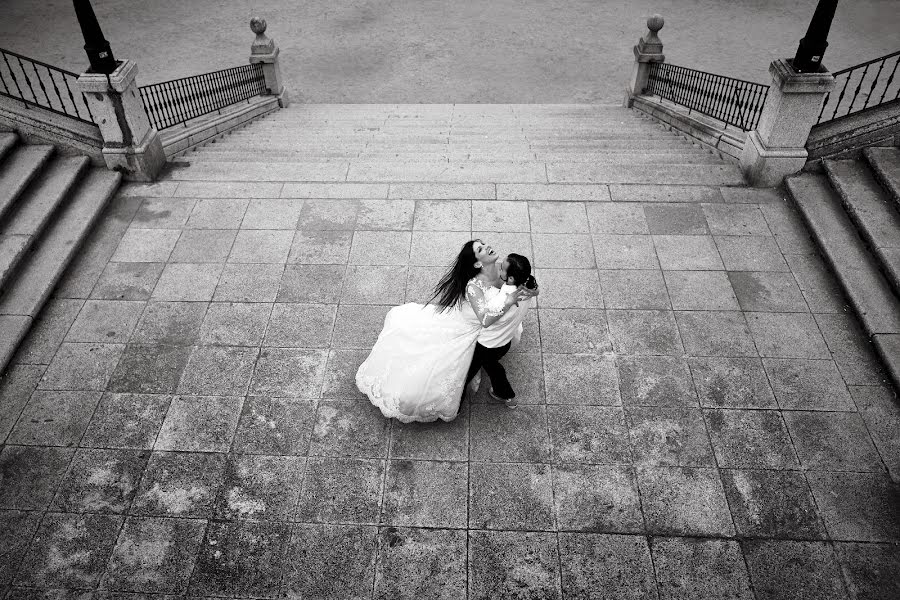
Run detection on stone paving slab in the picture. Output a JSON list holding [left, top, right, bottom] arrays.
[[2, 106, 900, 598]]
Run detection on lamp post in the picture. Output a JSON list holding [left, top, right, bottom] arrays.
[[73, 0, 117, 74], [792, 0, 839, 73]]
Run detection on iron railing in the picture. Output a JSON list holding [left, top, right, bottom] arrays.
[[139, 63, 266, 130], [0, 47, 95, 124], [646, 62, 769, 131], [818, 50, 900, 124]]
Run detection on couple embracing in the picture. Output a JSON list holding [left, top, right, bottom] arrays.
[[356, 239, 539, 423]]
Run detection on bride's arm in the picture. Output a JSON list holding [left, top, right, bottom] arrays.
[[466, 282, 521, 327]]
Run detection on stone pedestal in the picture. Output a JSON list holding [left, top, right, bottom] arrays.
[[740, 58, 835, 186], [77, 60, 165, 181], [624, 15, 665, 107], [250, 17, 289, 108]]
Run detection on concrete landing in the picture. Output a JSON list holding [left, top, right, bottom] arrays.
[[0, 104, 898, 599]]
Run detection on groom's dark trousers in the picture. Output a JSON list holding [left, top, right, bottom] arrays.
[[465, 341, 515, 399]]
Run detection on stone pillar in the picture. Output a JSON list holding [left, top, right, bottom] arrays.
[[249, 17, 289, 108], [77, 60, 165, 181], [740, 58, 835, 186], [624, 15, 665, 108]]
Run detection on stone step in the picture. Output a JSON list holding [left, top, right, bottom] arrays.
[[178, 150, 722, 165], [0, 145, 54, 224], [220, 132, 684, 144], [865, 146, 900, 205], [0, 168, 120, 372], [547, 162, 745, 185], [0, 156, 90, 294], [0, 132, 18, 163], [786, 173, 900, 389], [201, 139, 699, 152], [193, 144, 712, 157], [824, 158, 900, 298]]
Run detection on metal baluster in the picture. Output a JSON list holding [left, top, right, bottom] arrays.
[[754, 87, 768, 130], [862, 56, 887, 110], [0, 65, 11, 95], [223, 68, 234, 110], [15, 56, 37, 103], [159, 82, 178, 127], [877, 55, 899, 104], [184, 75, 201, 122], [172, 80, 187, 126], [47, 69, 69, 115], [172, 79, 194, 127], [32, 63, 53, 109], [175, 79, 194, 127], [700, 72, 713, 117], [2, 52, 27, 104], [848, 64, 870, 116], [728, 79, 740, 127], [146, 85, 162, 129], [817, 89, 831, 124], [139, 87, 155, 129], [830, 70, 852, 121], [211, 71, 224, 112], [149, 84, 165, 129]]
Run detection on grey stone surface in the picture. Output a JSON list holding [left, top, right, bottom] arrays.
[[297, 457, 384, 524], [834, 541, 900, 600], [90, 261, 165, 301], [627, 407, 715, 468], [543, 353, 618, 405], [470, 462, 554, 530], [638, 467, 735, 536], [599, 269, 670, 309], [374, 526, 467, 600], [665, 270, 739, 310], [807, 472, 900, 542], [651, 537, 753, 600], [553, 464, 643, 533], [783, 411, 883, 472], [559, 533, 658, 599], [101, 516, 206, 593], [7, 390, 101, 446], [382, 459, 467, 528], [129, 451, 224, 519], [15, 512, 122, 589], [688, 357, 777, 409], [720, 469, 826, 539], [154, 395, 242, 452], [850, 385, 900, 481], [618, 356, 696, 407], [189, 520, 290, 598], [215, 454, 305, 521], [608, 309, 683, 355], [283, 524, 377, 600], [51, 448, 149, 514], [704, 409, 799, 469], [763, 358, 854, 411], [2, 104, 896, 597], [468, 530, 561, 600], [742, 540, 849, 600]]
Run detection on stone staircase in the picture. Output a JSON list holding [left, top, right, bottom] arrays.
[[787, 147, 900, 387], [172, 104, 745, 186], [0, 131, 121, 371]]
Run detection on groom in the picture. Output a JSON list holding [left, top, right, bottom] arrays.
[[464, 254, 538, 408]]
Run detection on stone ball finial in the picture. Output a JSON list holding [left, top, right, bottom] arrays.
[[250, 17, 267, 35], [646, 14, 664, 33]]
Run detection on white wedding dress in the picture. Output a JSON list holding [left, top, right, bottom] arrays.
[[356, 278, 503, 423]]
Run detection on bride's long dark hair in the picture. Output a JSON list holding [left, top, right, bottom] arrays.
[[427, 240, 480, 312]]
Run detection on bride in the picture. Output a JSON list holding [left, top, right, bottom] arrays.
[[356, 239, 532, 423]]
